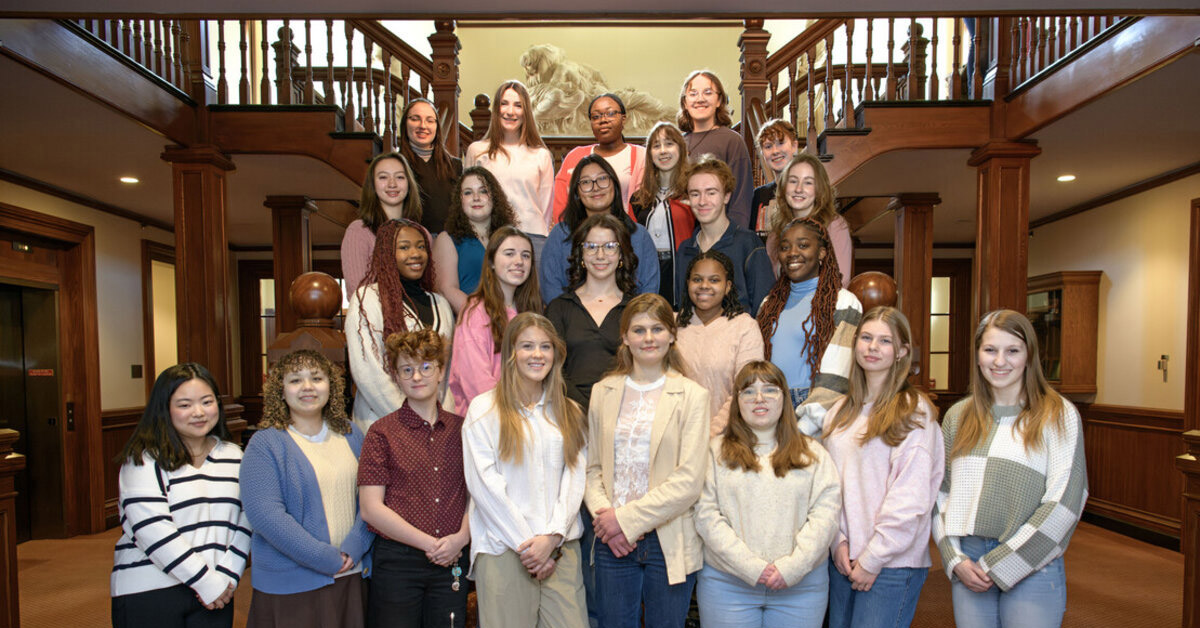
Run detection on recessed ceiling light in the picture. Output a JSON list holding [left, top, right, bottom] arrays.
[[1056, 174, 1076, 182], [119, 176, 139, 184]]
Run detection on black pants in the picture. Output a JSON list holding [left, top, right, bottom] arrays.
[[367, 538, 469, 628], [112, 584, 233, 628]]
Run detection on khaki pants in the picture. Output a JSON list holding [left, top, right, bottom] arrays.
[[474, 539, 588, 628]]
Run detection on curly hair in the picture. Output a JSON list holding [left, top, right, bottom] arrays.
[[676, 70, 734, 132], [385, 328, 447, 372], [756, 118, 798, 147], [677, 249, 744, 327], [356, 219, 437, 373], [463, 226, 543, 350], [559, 153, 636, 236], [757, 218, 842, 371], [358, 151, 424, 231], [565, 213, 637, 296], [631, 122, 691, 209], [772, 153, 839, 233], [443, 166, 518, 242], [720, 361, 815, 476], [259, 350, 351, 434]]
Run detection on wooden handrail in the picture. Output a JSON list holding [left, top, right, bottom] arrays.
[[765, 19, 846, 77], [347, 19, 434, 83]]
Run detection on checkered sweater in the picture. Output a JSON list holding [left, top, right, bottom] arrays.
[[794, 288, 863, 437], [932, 399, 1088, 591]]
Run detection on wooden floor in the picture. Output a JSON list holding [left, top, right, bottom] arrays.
[[16, 521, 1183, 628]]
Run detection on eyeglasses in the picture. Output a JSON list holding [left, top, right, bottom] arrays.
[[397, 362, 438, 380], [686, 88, 717, 100], [577, 175, 613, 192], [737, 385, 784, 401], [589, 110, 623, 122], [581, 241, 620, 256]]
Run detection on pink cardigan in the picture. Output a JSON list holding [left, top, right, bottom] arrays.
[[447, 301, 515, 416]]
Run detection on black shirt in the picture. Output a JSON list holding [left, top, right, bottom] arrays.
[[411, 154, 463, 234], [544, 291, 630, 411]]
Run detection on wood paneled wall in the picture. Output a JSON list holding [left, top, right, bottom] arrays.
[[1081, 403, 1186, 537], [100, 407, 142, 528]]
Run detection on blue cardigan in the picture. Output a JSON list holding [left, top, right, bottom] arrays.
[[240, 424, 375, 595], [539, 220, 661, 304]]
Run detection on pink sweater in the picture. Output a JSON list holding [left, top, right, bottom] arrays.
[[447, 301, 515, 416], [340, 220, 376, 297], [675, 313, 764, 437], [821, 398, 944, 573]]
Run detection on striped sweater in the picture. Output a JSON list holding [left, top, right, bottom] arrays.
[[794, 288, 863, 437], [932, 400, 1088, 591], [111, 439, 252, 605]]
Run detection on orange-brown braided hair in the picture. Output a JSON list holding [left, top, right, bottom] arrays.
[[756, 218, 842, 375]]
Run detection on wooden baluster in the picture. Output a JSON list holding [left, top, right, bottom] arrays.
[[886, 18, 896, 100], [172, 21, 185, 89], [152, 21, 163, 73], [950, 18, 962, 99], [1010, 18, 1022, 85], [363, 36, 376, 133], [930, 19, 939, 100], [805, 49, 817, 151], [304, 21, 314, 104], [787, 60, 798, 129], [421, 76, 430, 101], [843, 20, 854, 126], [864, 18, 875, 102], [239, 21, 250, 104], [973, 18, 984, 99], [1038, 17, 1049, 74], [905, 18, 918, 99], [216, 20, 228, 103], [157, 21, 168, 78], [1054, 16, 1064, 62], [280, 19, 293, 105], [382, 49, 394, 149], [325, 20, 335, 106], [767, 75, 778, 119], [1067, 16, 1077, 54], [118, 20, 129, 57], [130, 20, 143, 64], [260, 20, 271, 104], [345, 23, 356, 129], [824, 32, 835, 128]]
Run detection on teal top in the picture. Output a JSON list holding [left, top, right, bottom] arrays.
[[454, 235, 485, 295]]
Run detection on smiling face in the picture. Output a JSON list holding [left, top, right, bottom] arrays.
[[577, 163, 615, 215], [622, 312, 674, 370], [783, 161, 817, 217], [761, 136, 799, 175], [977, 326, 1029, 402], [686, 172, 730, 226], [513, 325, 554, 385], [405, 101, 437, 151], [493, 235, 532, 290], [737, 377, 784, 431], [169, 378, 219, 451], [373, 157, 409, 213], [778, 223, 826, 282], [394, 226, 429, 281], [581, 226, 619, 282], [282, 367, 330, 420], [589, 96, 626, 144], [687, 258, 731, 320], [650, 131, 681, 173], [498, 88, 525, 136], [460, 174, 493, 225], [684, 74, 719, 128], [394, 355, 443, 403], [855, 319, 906, 375]]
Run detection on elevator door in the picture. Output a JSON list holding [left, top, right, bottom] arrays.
[[0, 283, 66, 541]]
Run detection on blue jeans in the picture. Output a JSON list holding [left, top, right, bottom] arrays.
[[827, 561, 926, 628], [580, 507, 599, 628], [696, 562, 828, 628], [593, 531, 695, 628], [951, 536, 1066, 628], [789, 387, 810, 407]]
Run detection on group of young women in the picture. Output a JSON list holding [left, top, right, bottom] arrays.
[[112, 70, 1087, 628]]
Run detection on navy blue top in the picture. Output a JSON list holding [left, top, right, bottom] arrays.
[[675, 222, 774, 316]]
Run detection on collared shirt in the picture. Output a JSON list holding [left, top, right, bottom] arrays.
[[545, 290, 630, 410], [357, 401, 468, 540], [462, 389, 587, 567]]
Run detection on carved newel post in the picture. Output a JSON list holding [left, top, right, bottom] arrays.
[[0, 430, 27, 628], [267, 271, 348, 372]]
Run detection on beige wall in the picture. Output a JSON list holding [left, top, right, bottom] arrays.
[[1028, 173, 1197, 410], [457, 24, 743, 132], [150, 259, 177, 381], [0, 181, 174, 410]]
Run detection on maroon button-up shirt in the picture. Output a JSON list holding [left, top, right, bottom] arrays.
[[357, 400, 468, 540]]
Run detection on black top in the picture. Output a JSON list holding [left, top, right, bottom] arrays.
[[411, 154, 463, 234], [750, 181, 776, 239], [544, 291, 630, 411]]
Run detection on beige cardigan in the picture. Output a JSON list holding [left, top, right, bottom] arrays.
[[584, 371, 710, 585]]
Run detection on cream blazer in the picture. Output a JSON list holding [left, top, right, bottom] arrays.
[[584, 371, 710, 585]]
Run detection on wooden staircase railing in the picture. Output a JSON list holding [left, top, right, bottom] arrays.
[[71, 18, 196, 95]]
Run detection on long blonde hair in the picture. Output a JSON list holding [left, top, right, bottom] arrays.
[[824, 307, 935, 446], [605, 293, 689, 378], [950, 309, 1066, 458], [492, 312, 586, 467]]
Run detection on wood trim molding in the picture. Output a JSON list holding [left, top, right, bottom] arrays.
[[100, 407, 143, 430], [141, 240, 175, 400], [0, 169, 175, 233], [1086, 497, 1181, 536], [1031, 161, 1200, 230]]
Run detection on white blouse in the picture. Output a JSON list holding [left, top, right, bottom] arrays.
[[612, 375, 665, 507]]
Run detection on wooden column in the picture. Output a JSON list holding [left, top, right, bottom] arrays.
[[1177, 197, 1200, 628], [265, 195, 314, 335], [891, 193, 939, 389], [162, 145, 237, 396], [429, 20, 461, 155], [738, 18, 770, 176], [967, 140, 1040, 322], [0, 430, 26, 628]]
